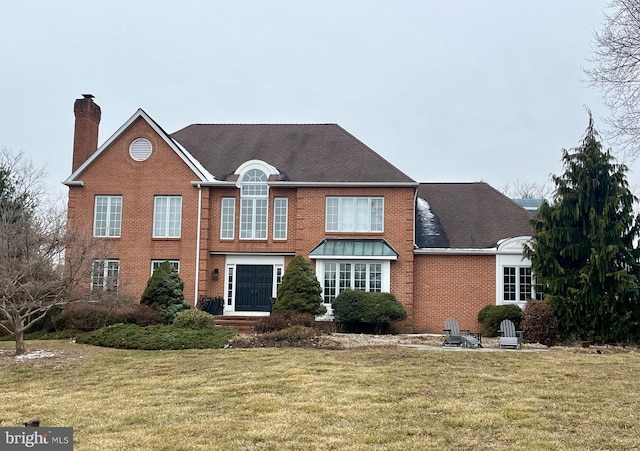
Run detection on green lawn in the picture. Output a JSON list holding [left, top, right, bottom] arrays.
[[1, 341, 638, 450]]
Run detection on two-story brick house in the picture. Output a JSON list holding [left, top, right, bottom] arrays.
[[64, 95, 534, 333]]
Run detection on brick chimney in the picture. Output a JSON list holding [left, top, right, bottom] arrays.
[[72, 94, 101, 172]]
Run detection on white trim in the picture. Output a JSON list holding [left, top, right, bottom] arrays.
[[223, 255, 285, 315], [234, 160, 279, 186], [194, 184, 203, 307], [64, 109, 215, 185], [309, 254, 396, 261], [414, 248, 498, 255], [268, 181, 419, 188], [153, 195, 182, 238]]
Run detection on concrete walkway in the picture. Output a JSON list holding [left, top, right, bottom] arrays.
[[399, 343, 549, 352]]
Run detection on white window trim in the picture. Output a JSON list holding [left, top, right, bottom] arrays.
[[496, 239, 533, 307], [91, 259, 120, 292], [315, 259, 391, 318], [93, 195, 122, 238], [325, 196, 384, 232], [151, 260, 180, 275], [220, 197, 236, 240], [153, 195, 182, 238], [273, 197, 288, 240]]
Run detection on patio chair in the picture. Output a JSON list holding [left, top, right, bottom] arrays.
[[498, 319, 523, 349], [442, 317, 482, 348]]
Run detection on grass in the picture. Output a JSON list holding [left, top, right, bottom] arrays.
[[1, 341, 638, 450]]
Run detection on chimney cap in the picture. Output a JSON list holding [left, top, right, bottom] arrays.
[[81, 94, 95, 99]]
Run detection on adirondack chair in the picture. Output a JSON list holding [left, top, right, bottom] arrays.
[[498, 319, 523, 349], [442, 317, 482, 348]]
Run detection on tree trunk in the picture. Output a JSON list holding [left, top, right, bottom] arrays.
[[14, 330, 27, 355]]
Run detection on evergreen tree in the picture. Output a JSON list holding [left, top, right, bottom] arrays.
[[524, 113, 640, 343], [140, 261, 189, 322], [273, 256, 326, 315]]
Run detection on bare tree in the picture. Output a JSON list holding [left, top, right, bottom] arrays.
[[0, 148, 103, 355], [584, 0, 640, 161], [500, 178, 553, 200]]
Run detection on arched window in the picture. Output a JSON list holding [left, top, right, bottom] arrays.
[[240, 169, 268, 239]]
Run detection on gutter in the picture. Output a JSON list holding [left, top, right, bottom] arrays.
[[191, 180, 418, 188], [194, 184, 203, 307], [413, 248, 499, 256]]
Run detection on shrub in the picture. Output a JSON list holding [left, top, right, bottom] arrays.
[[228, 326, 319, 348], [333, 291, 407, 333], [198, 296, 225, 315], [522, 299, 560, 346], [173, 309, 215, 329], [140, 261, 190, 322], [477, 304, 523, 337], [76, 324, 237, 350], [254, 313, 315, 333], [273, 256, 326, 315], [55, 303, 165, 332]]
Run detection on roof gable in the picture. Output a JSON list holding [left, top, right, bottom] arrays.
[[64, 109, 215, 185], [416, 182, 533, 249], [170, 124, 415, 184]]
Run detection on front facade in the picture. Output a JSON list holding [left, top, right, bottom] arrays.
[[65, 96, 533, 333]]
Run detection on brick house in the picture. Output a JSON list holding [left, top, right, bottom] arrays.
[[64, 95, 534, 333]]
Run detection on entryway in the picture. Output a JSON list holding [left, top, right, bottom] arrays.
[[235, 265, 273, 312]]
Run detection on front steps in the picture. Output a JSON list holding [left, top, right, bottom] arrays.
[[214, 316, 259, 334]]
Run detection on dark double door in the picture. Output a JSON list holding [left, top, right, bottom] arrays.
[[235, 265, 273, 312]]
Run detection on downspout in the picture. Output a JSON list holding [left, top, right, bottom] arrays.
[[194, 184, 203, 307]]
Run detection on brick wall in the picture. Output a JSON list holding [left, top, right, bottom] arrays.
[[413, 254, 496, 333], [68, 117, 202, 304]]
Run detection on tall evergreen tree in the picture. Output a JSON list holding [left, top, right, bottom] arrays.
[[524, 113, 640, 343], [140, 261, 189, 322], [273, 255, 326, 315]]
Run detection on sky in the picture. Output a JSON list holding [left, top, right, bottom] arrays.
[[0, 1, 624, 199]]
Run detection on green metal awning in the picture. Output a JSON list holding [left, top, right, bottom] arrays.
[[309, 239, 398, 260]]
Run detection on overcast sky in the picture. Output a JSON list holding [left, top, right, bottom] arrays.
[[0, 1, 624, 198]]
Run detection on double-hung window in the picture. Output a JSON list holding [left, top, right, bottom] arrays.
[[326, 197, 384, 232], [154, 196, 182, 238], [273, 197, 288, 240], [240, 169, 268, 239], [151, 260, 179, 275], [94, 195, 122, 237], [221, 198, 235, 239], [91, 259, 120, 292]]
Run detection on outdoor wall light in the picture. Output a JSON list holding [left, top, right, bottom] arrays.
[[212, 268, 219, 279]]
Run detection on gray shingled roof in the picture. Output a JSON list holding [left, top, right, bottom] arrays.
[[416, 183, 533, 249], [170, 124, 415, 183]]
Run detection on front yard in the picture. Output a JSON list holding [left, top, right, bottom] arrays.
[[1, 340, 638, 450]]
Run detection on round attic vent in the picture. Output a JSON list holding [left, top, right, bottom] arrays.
[[129, 138, 152, 161]]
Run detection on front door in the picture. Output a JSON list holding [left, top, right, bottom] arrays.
[[235, 265, 273, 312]]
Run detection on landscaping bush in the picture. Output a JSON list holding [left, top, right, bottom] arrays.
[[55, 303, 165, 332], [228, 326, 319, 348], [477, 304, 523, 337], [522, 299, 560, 346], [140, 261, 190, 322], [273, 256, 326, 315], [198, 296, 225, 315], [76, 324, 237, 350], [254, 313, 315, 333], [333, 291, 407, 333], [173, 309, 215, 329]]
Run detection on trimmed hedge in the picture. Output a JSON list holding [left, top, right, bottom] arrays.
[[76, 324, 237, 350], [55, 303, 166, 332], [477, 304, 523, 337], [333, 291, 407, 333]]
